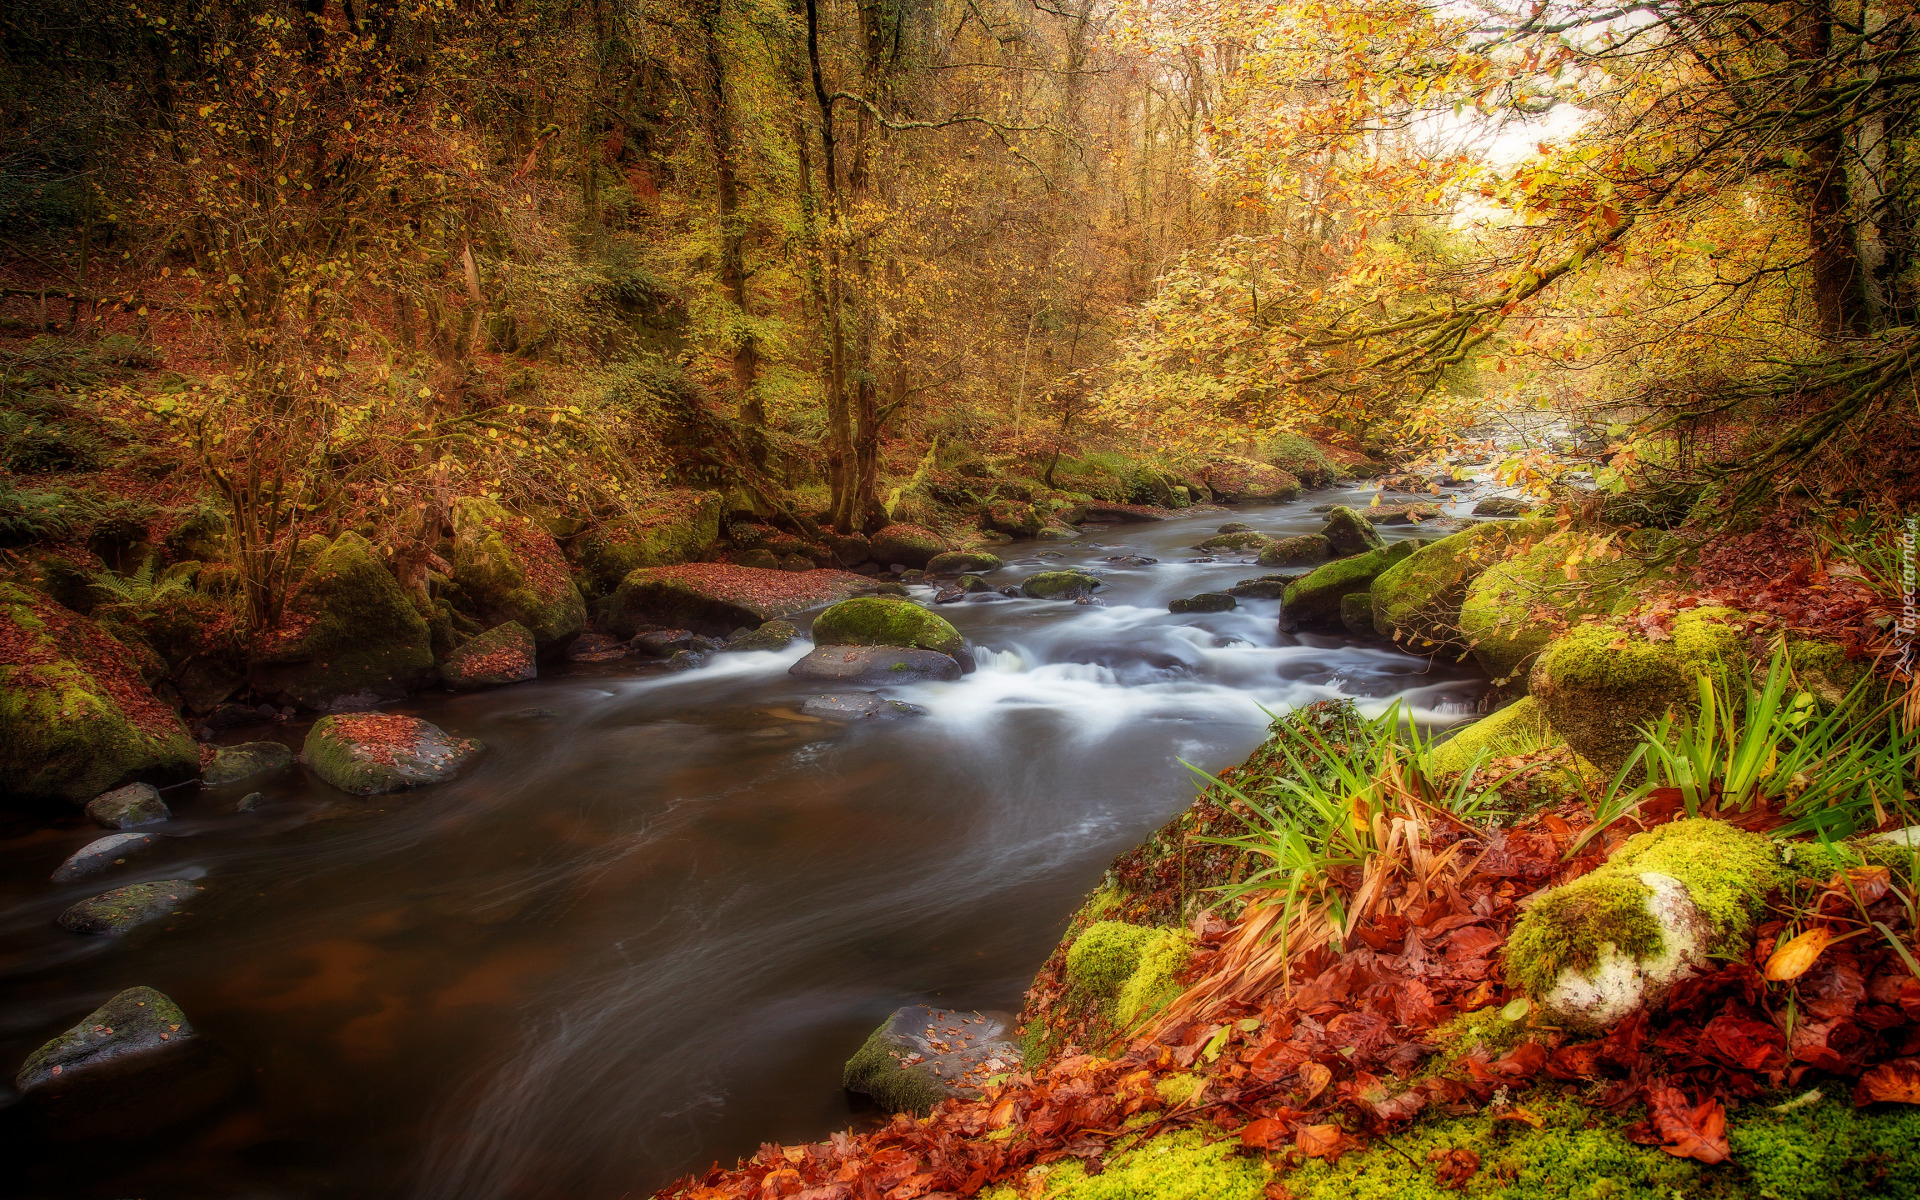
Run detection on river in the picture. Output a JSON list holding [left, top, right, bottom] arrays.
[[0, 492, 1488, 1199]]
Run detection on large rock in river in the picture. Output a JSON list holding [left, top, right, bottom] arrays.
[[576, 489, 724, 591], [57, 879, 199, 935], [86, 782, 170, 829], [605, 563, 868, 638], [790, 645, 963, 684], [448, 497, 588, 651], [1281, 540, 1420, 627], [812, 597, 966, 659], [0, 583, 198, 807], [14, 986, 241, 1140], [303, 713, 484, 795], [1320, 505, 1384, 556], [1370, 520, 1536, 650], [52, 832, 161, 883], [249, 531, 437, 711], [844, 1006, 1021, 1115], [201, 740, 294, 787], [1458, 532, 1654, 683], [1199, 456, 1301, 503], [1256, 534, 1332, 568], [439, 621, 538, 690], [1021, 570, 1103, 600]]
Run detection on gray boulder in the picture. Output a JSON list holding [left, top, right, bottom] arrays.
[[51, 833, 159, 884], [1170, 593, 1236, 614], [798, 694, 929, 720], [85, 783, 170, 830], [844, 1006, 1021, 1115], [789, 646, 963, 684], [303, 714, 484, 795], [57, 879, 198, 935]]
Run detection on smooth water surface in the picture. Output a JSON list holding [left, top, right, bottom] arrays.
[[0, 492, 1488, 1199]]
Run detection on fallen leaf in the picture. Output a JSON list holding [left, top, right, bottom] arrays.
[[1296, 1123, 1353, 1161], [1644, 1083, 1730, 1164], [1428, 1147, 1481, 1189], [1856, 1060, 1920, 1105], [1242, 1116, 1293, 1150], [1766, 927, 1832, 982], [1298, 1061, 1333, 1102]]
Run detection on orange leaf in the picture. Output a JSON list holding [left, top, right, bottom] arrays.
[[1241, 1116, 1293, 1151], [1296, 1123, 1353, 1161], [1298, 1061, 1333, 1102], [1765, 926, 1832, 982], [1857, 1060, 1920, 1105], [1645, 1084, 1729, 1164]]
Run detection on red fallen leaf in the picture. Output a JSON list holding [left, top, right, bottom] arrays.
[[1490, 1041, 1547, 1079], [1801, 956, 1867, 1021], [1698, 1015, 1789, 1071], [1547, 1042, 1604, 1080], [1600, 1009, 1649, 1070], [1855, 1060, 1920, 1105], [1241, 1117, 1293, 1151], [1263, 1183, 1298, 1200], [1825, 866, 1892, 907], [758, 1168, 805, 1199], [1644, 1083, 1730, 1164], [1296, 1124, 1354, 1161], [1428, 1147, 1480, 1189], [1902, 978, 1920, 1022], [1297, 1060, 1333, 1102], [1445, 926, 1504, 961]]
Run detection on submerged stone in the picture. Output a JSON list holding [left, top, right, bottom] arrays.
[[1169, 593, 1236, 614], [1227, 574, 1300, 600], [843, 1006, 1021, 1115], [57, 879, 198, 935], [798, 694, 929, 720], [51, 833, 160, 884], [789, 645, 962, 684], [85, 783, 170, 830]]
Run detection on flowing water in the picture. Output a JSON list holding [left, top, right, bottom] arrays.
[[0, 493, 1489, 1199]]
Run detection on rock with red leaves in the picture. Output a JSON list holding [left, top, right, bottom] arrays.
[[303, 714, 483, 795], [605, 563, 869, 637], [440, 622, 537, 690]]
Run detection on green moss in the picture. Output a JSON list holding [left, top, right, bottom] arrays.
[[842, 1023, 949, 1116], [1261, 433, 1341, 487], [1727, 1095, 1920, 1200], [1022, 570, 1102, 600], [1429, 1001, 1534, 1059], [1065, 921, 1158, 999], [926, 550, 1005, 575], [1116, 928, 1193, 1024], [1282, 540, 1419, 624], [1505, 818, 1781, 997], [577, 490, 724, 590], [1372, 520, 1538, 649], [1321, 505, 1384, 555], [1531, 607, 1748, 773], [1785, 638, 1877, 708], [993, 1128, 1271, 1200], [449, 497, 588, 649], [1429, 697, 1559, 776], [251, 531, 436, 709], [1196, 531, 1276, 553], [1256, 534, 1331, 567], [812, 597, 964, 657], [1459, 538, 1643, 682]]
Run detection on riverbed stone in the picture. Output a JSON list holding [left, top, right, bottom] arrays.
[[789, 645, 963, 684], [86, 783, 170, 830], [1339, 592, 1378, 637], [249, 531, 437, 711], [57, 879, 198, 935], [869, 523, 950, 568], [0, 582, 199, 806], [51, 833, 160, 884], [14, 985, 240, 1140], [237, 792, 264, 812], [799, 694, 930, 720], [201, 740, 294, 787], [925, 550, 1004, 575], [1255, 534, 1332, 568], [1320, 506, 1384, 556], [1020, 570, 1103, 600], [1281, 540, 1421, 627], [1227, 574, 1300, 600], [1473, 496, 1533, 517], [722, 620, 800, 652], [605, 563, 869, 637], [1200, 457, 1301, 503], [448, 497, 588, 651], [812, 597, 966, 659], [1169, 593, 1236, 614], [440, 621, 538, 690], [1194, 530, 1274, 553], [844, 1006, 1022, 1114], [302, 713, 484, 795]]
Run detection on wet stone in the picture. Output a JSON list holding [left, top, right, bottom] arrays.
[[1228, 574, 1302, 600], [1170, 592, 1237, 614], [789, 645, 963, 684], [85, 783, 170, 830], [843, 1006, 1022, 1114], [51, 833, 160, 884], [798, 694, 930, 720], [664, 649, 710, 671], [631, 628, 696, 657], [236, 792, 264, 813], [201, 740, 294, 787], [57, 879, 198, 935], [1217, 521, 1254, 533], [565, 632, 629, 662]]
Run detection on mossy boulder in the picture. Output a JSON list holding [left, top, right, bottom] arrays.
[[721, 620, 800, 652], [1505, 818, 1780, 1031], [201, 741, 294, 787], [1428, 697, 1560, 776], [1320, 505, 1384, 556], [1530, 607, 1750, 773], [1227, 574, 1300, 600], [1195, 530, 1275, 553], [85, 782, 170, 829], [1338, 592, 1376, 637], [925, 550, 1004, 575], [1064, 920, 1193, 1028], [1371, 521, 1536, 650], [1199, 456, 1301, 503], [1021, 570, 1103, 600], [1255, 534, 1331, 568], [812, 597, 965, 657], [869, 523, 950, 568], [448, 497, 587, 651], [1261, 433, 1340, 487], [843, 1005, 1021, 1116], [576, 489, 724, 592], [1458, 534, 1653, 683], [1281, 540, 1420, 627], [0, 583, 198, 807], [440, 620, 538, 690], [1170, 593, 1236, 614], [604, 563, 868, 637], [56, 878, 198, 935], [250, 531, 437, 711], [1473, 496, 1533, 517], [303, 713, 484, 795]]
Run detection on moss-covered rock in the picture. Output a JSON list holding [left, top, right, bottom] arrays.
[[1505, 818, 1780, 1030], [201, 740, 294, 787], [604, 563, 868, 637], [1195, 530, 1275, 553], [1281, 540, 1420, 626], [1457, 534, 1660, 683], [17, 986, 196, 1091], [1170, 593, 1236, 614], [448, 497, 587, 651], [56, 878, 198, 935], [925, 550, 1004, 575], [843, 1006, 1021, 1116], [0, 583, 198, 806], [1320, 505, 1384, 556], [1530, 607, 1749, 773], [869, 523, 950, 567], [1428, 697, 1560, 776], [440, 620, 537, 689], [1227, 573, 1300, 600], [1064, 920, 1193, 1028], [249, 531, 437, 711], [303, 713, 483, 795], [1255, 534, 1331, 568], [1338, 592, 1376, 637], [1473, 496, 1533, 517], [1261, 433, 1341, 488], [812, 597, 965, 657], [1022, 570, 1103, 600], [721, 620, 799, 652], [576, 489, 724, 592], [1371, 521, 1535, 650], [1199, 456, 1301, 503]]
